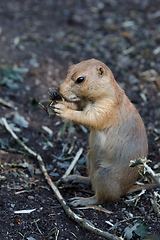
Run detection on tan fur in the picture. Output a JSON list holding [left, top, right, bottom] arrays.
[[53, 59, 148, 207]]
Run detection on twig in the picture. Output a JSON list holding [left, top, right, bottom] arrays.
[[143, 162, 160, 187], [77, 205, 113, 214], [106, 216, 144, 231], [1, 118, 37, 158], [150, 191, 160, 216], [0, 97, 17, 110], [63, 148, 83, 178], [32, 220, 43, 235], [1, 117, 120, 240], [39, 102, 50, 116], [55, 228, 59, 240], [56, 147, 83, 186], [130, 158, 160, 187], [125, 189, 146, 205]]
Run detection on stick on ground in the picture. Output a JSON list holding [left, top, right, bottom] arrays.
[[56, 147, 83, 186]]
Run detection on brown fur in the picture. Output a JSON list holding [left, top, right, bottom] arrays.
[[52, 59, 148, 207]]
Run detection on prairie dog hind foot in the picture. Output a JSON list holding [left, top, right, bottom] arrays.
[[60, 175, 91, 185], [68, 195, 99, 207]]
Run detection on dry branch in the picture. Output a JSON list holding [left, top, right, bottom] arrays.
[[0, 117, 120, 240], [0, 97, 17, 110], [56, 147, 83, 186], [62, 148, 83, 178]]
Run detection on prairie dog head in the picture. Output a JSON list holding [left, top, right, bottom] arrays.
[[58, 59, 123, 104]]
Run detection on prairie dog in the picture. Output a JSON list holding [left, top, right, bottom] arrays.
[[52, 59, 148, 207]]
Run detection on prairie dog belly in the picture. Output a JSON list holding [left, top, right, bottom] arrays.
[[87, 114, 147, 184]]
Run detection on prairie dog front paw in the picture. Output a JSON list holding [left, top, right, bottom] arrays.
[[53, 102, 69, 119]]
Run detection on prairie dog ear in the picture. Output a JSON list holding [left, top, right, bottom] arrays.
[[98, 66, 105, 77], [67, 64, 76, 74]]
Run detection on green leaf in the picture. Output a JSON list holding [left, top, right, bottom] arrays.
[[6, 82, 20, 90], [29, 98, 40, 112], [124, 226, 133, 239], [12, 72, 24, 82], [60, 120, 72, 136], [13, 67, 29, 74], [2, 68, 12, 77], [124, 223, 139, 239], [134, 221, 148, 238], [14, 112, 29, 128], [0, 76, 13, 85], [0, 138, 9, 149], [1, 67, 29, 87]]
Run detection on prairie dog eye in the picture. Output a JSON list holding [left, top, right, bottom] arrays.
[[76, 76, 85, 84]]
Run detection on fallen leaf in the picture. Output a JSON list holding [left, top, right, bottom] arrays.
[[14, 112, 29, 128], [120, 31, 132, 41], [134, 220, 148, 238], [42, 125, 53, 137], [16, 218, 22, 224], [14, 209, 36, 214]]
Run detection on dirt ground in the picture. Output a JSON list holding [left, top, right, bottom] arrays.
[[0, 0, 160, 239]]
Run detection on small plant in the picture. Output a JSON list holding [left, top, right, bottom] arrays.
[[124, 219, 148, 239], [0, 66, 29, 89]]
